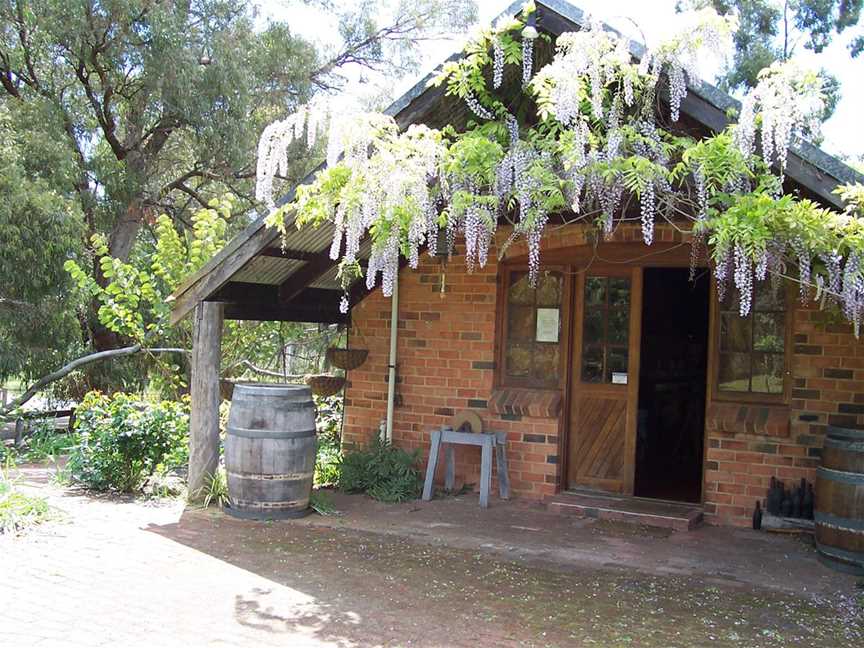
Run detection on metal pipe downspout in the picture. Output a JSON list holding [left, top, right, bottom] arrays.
[[385, 272, 399, 443]]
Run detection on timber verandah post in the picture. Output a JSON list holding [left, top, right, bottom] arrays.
[[188, 301, 224, 500]]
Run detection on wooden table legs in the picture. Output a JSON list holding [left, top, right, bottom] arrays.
[[421, 428, 510, 508]]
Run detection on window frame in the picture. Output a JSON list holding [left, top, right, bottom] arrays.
[[710, 280, 793, 405], [579, 274, 633, 385], [494, 264, 572, 391]]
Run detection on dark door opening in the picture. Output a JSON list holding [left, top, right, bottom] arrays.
[[635, 268, 710, 503]]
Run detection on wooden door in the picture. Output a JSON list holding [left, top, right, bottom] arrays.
[[567, 268, 642, 493]]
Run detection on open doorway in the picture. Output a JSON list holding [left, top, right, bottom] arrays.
[[635, 268, 710, 503]]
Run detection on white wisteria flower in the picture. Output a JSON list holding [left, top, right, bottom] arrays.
[[734, 61, 825, 173]]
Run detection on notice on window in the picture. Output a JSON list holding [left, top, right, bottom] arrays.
[[612, 372, 628, 385], [536, 308, 559, 343]]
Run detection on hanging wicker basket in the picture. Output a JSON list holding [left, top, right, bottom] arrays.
[[219, 379, 235, 401], [326, 347, 368, 371], [305, 374, 346, 397]]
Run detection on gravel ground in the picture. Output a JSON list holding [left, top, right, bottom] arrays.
[[1, 468, 862, 647]]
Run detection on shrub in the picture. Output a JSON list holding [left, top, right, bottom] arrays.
[[337, 436, 421, 503], [67, 391, 189, 492], [195, 468, 229, 508]]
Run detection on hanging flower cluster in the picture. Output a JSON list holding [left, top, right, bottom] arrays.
[[638, 9, 736, 121], [255, 2, 864, 333], [440, 132, 504, 273], [532, 18, 637, 126], [255, 102, 331, 209], [269, 116, 446, 312], [734, 61, 825, 174]]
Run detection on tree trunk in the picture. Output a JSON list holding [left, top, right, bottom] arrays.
[[188, 301, 224, 500], [108, 198, 147, 261]]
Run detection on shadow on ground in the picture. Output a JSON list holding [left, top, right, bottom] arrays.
[[145, 493, 864, 648]]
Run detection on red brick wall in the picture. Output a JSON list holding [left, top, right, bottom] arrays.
[[343, 225, 864, 526], [703, 304, 864, 526], [343, 248, 560, 500]]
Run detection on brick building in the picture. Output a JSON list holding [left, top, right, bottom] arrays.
[[171, 0, 864, 527]]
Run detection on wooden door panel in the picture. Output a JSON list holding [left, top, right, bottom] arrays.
[[567, 268, 641, 494], [573, 396, 626, 488]]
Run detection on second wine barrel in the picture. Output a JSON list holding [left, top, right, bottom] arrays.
[[224, 383, 317, 519], [814, 425, 864, 575]]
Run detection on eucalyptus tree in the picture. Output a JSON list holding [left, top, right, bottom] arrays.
[[680, 0, 863, 122]]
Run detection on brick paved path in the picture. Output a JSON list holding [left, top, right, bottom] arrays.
[[1, 490, 340, 648], [2, 470, 862, 648]]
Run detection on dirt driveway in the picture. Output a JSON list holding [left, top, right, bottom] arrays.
[[1, 469, 862, 647]]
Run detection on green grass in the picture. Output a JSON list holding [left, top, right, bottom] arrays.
[[0, 421, 79, 466], [190, 468, 230, 509], [310, 488, 338, 515], [0, 468, 52, 534]]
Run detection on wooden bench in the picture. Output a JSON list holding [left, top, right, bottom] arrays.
[[421, 426, 510, 508]]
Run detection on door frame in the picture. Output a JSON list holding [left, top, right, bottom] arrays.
[[496, 240, 704, 497], [556, 244, 706, 498]]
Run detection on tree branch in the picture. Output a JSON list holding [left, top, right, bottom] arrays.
[[0, 296, 36, 312], [0, 345, 188, 417], [73, 61, 127, 160]]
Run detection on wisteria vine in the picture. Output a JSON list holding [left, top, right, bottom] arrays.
[[256, 3, 864, 332]]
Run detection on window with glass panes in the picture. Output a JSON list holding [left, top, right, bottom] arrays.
[[581, 276, 631, 383], [502, 270, 564, 388], [717, 283, 787, 396]]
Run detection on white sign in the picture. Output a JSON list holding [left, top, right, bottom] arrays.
[[535, 308, 559, 343], [612, 372, 628, 385]]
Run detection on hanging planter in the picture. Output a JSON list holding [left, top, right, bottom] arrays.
[[219, 379, 236, 401], [326, 347, 368, 371], [306, 374, 346, 397]]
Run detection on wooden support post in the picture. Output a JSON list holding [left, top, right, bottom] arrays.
[[188, 301, 224, 500], [494, 432, 510, 500]]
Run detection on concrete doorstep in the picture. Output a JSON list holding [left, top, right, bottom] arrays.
[[546, 490, 704, 531]]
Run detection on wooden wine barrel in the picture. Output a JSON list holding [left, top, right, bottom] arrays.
[[224, 383, 317, 520], [814, 425, 864, 575]]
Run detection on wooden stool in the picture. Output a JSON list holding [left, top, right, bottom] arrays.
[[421, 426, 510, 508]]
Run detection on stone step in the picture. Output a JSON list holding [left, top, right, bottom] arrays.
[[547, 491, 704, 532]]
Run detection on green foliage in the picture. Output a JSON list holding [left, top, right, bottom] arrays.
[[337, 437, 422, 503], [196, 469, 230, 509], [0, 420, 77, 466], [17, 421, 79, 464], [0, 443, 17, 465], [0, 102, 85, 382], [681, 0, 862, 122], [0, 466, 52, 534], [330, 0, 477, 78], [314, 394, 344, 487], [309, 489, 337, 515], [67, 391, 189, 493], [65, 196, 237, 344], [64, 196, 295, 397], [0, 0, 324, 390]]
